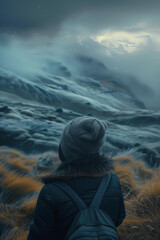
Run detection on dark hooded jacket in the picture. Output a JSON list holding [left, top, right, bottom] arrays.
[[27, 156, 126, 240]]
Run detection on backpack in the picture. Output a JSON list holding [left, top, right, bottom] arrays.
[[54, 173, 120, 240]]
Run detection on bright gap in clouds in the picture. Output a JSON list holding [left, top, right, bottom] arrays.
[[89, 28, 160, 109], [94, 30, 160, 55]]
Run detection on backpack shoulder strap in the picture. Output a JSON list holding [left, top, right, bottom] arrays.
[[89, 173, 112, 208], [53, 182, 87, 210]]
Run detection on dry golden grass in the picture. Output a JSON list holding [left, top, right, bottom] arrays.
[[0, 150, 159, 240], [1, 228, 29, 240], [0, 204, 26, 228], [0, 149, 22, 158], [21, 198, 38, 217], [0, 164, 42, 197], [113, 163, 138, 199], [116, 156, 160, 240], [0, 151, 43, 201], [7, 158, 32, 172]]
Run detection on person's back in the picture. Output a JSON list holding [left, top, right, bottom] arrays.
[[27, 116, 126, 240]]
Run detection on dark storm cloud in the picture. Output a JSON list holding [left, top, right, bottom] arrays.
[[0, 0, 160, 36]]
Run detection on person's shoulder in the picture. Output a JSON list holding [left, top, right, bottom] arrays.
[[110, 172, 121, 185], [44, 180, 63, 191], [38, 181, 66, 205], [40, 179, 64, 195]]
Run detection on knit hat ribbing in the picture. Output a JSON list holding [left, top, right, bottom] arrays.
[[59, 116, 107, 161]]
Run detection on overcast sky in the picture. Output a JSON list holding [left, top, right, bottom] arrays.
[[0, 0, 159, 34], [0, 0, 160, 107], [1, 0, 160, 50]]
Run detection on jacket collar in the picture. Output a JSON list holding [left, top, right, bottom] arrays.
[[42, 155, 113, 184], [42, 171, 110, 183]]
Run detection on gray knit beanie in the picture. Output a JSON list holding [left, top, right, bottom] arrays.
[[59, 116, 107, 161]]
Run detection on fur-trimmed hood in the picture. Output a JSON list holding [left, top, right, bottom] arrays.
[[42, 155, 114, 184]]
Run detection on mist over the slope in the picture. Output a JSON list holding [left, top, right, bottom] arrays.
[[1, 0, 160, 109], [0, 34, 159, 109], [98, 36, 160, 109], [0, 33, 160, 167], [0, 39, 44, 77]]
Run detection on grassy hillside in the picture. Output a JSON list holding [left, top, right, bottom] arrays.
[[0, 149, 159, 240]]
